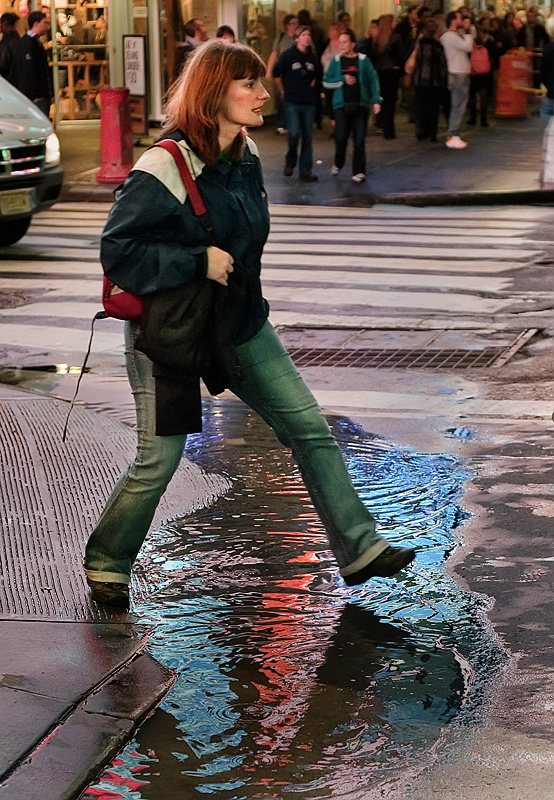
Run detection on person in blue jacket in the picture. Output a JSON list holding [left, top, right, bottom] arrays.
[[83, 40, 415, 608], [323, 31, 381, 182]]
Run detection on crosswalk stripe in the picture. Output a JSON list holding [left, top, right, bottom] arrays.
[[0, 203, 546, 367]]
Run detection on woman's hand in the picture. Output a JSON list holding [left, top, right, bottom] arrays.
[[372, 103, 381, 115], [207, 246, 234, 286]]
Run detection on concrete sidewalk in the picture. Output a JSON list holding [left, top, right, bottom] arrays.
[[58, 104, 550, 206]]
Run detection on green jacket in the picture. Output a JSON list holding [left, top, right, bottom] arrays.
[[323, 53, 382, 110]]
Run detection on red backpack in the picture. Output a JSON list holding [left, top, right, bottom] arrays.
[[470, 44, 491, 76]]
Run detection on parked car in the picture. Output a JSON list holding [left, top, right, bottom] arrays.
[[0, 77, 63, 246]]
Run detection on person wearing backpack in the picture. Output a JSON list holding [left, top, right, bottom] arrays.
[[441, 10, 474, 149], [467, 25, 497, 127]]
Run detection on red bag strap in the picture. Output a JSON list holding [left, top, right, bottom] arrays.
[[154, 139, 207, 217]]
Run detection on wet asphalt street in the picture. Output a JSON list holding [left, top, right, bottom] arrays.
[[2, 109, 554, 798]]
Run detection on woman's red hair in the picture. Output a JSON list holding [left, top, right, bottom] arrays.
[[161, 40, 266, 165]]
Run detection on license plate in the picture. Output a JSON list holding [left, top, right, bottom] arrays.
[[1, 190, 33, 216]]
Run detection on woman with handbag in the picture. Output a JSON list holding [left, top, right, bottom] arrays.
[[84, 40, 415, 607], [323, 31, 382, 182]]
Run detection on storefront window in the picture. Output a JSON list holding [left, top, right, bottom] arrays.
[[50, 0, 109, 123]]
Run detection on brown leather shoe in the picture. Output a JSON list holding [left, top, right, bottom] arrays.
[[86, 577, 129, 607], [343, 546, 415, 587]]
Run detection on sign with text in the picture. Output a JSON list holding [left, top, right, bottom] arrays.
[[123, 35, 148, 136]]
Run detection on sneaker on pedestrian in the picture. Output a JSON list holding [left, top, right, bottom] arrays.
[[300, 173, 318, 182], [352, 173, 366, 183], [276, 127, 287, 135], [330, 165, 340, 175], [283, 166, 294, 176], [445, 135, 467, 149]]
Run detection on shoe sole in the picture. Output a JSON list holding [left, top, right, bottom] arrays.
[[343, 547, 415, 587]]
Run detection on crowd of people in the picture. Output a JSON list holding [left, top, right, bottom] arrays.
[[265, 5, 552, 180]]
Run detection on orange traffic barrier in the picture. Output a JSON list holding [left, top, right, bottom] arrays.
[[495, 47, 533, 117]]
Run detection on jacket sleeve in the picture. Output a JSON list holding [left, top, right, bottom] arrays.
[[363, 57, 382, 105], [100, 167, 208, 295], [322, 56, 342, 90]]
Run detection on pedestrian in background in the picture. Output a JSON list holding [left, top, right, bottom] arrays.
[[412, 17, 448, 142], [172, 18, 208, 82], [216, 25, 236, 43], [0, 12, 19, 79], [368, 14, 405, 139], [83, 39, 415, 607], [265, 14, 298, 134], [273, 25, 319, 182], [8, 9, 51, 117], [441, 9, 473, 149], [320, 21, 344, 123], [467, 24, 496, 127], [323, 30, 381, 182], [517, 5, 549, 88]]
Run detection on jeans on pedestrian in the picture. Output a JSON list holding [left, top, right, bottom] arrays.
[[447, 73, 470, 137], [333, 106, 369, 175], [284, 102, 315, 176], [84, 321, 388, 585]]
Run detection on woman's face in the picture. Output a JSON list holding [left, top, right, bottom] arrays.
[[338, 33, 354, 56], [218, 76, 269, 130]]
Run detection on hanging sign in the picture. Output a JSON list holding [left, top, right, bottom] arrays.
[[123, 35, 148, 136]]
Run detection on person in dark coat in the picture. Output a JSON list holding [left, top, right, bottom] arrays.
[[412, 17, 448, 141], [83, 40, 415, 608], [7, 9, 51, 116], [367, 14, 405, 138], [273, 26, 320, 181], [517, 6, 550, 88], [0, 12, 19, 79]]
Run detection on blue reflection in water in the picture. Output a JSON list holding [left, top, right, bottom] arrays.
[[82, 399, 504, 800]]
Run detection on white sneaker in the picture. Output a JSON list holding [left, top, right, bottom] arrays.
[[330, 165, 340, 175], [352, 173, 366, 183], [445, 135, 467, 149]]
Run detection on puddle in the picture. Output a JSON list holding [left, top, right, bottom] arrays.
[[80, 398, 505, 800]]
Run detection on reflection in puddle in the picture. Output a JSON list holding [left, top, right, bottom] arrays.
[[79, 397, 502, 800]]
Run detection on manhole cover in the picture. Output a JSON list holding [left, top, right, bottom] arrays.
[[277, 327, 539, 370]]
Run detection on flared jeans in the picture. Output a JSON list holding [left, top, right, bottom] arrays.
[[84, 321, 388, 585]]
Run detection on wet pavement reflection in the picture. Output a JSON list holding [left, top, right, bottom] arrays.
[[76, 396, 505, 800]]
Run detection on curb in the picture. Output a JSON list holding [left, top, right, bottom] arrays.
[[60, 182, 554, 208]]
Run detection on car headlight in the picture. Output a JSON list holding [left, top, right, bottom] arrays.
[[45, 133, 60, 165]]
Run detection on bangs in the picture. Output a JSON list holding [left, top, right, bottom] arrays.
[[227, 45, 266, 80]]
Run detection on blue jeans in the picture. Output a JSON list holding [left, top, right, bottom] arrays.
[[284, 102, 315, 176], [84, 321, 388, 585], [447, 73, 470, 137], [333, 106, 369, 175]]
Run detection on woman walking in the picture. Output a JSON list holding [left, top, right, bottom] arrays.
[[84, 40, 414, 607], [368, 14, 405, 139], [323, 31, 381, 182]]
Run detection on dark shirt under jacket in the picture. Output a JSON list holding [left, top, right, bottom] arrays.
[[273, 45, 319, 105], [8, 32, 51, 101]]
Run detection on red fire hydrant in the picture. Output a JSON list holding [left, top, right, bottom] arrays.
[[96, 88, 134, 183]]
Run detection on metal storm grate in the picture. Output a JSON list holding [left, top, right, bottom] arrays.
[[278, 328, 539, 370]]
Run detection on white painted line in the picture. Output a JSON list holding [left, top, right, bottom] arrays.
[[263, 243, 540, 260], [261, 254, 519, 273], [261, 268, 511, 292]]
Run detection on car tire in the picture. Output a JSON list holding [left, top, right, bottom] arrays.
[[0, 217, 31, 246]]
